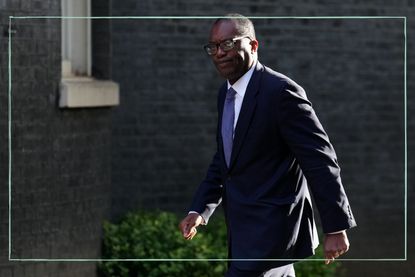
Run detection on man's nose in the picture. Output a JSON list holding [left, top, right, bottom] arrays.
[[215, 46, 226, 58]]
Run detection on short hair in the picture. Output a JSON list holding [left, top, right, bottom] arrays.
[[214, 13, 256, 39]]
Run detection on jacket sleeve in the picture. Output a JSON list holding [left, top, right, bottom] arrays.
[[189, 150, 223, 216], [276, 80, 357, 233]]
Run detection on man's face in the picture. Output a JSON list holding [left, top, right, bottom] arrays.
[[208, 21, 258, 84]]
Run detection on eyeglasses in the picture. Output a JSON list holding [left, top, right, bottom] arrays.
[[203, 36, 252, 56]]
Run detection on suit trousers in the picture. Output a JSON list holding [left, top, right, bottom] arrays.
[[225, 264, 295, 277]]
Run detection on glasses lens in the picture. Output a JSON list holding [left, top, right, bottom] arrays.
[[205, 44, 216, 55], [221, 40, 235, 51]]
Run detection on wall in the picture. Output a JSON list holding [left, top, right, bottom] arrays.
[[0, 1, 113, 276]]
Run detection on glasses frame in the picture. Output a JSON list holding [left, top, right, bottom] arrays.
[[203, 36, 252, 56]]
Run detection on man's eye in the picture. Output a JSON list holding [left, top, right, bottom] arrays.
[[222, 40, 234, 48]]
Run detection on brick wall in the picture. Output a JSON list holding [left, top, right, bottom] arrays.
[[0, 1, 113, 276], [110, 1, 414, 276], [110, 17, 218, 217]]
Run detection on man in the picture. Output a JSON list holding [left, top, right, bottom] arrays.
[[179, 14, 356, 277]]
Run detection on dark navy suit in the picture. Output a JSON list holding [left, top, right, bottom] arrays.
[[190, 62, 356, 272]]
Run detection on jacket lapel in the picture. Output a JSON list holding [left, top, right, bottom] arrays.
[[228, 62, 263, 170]]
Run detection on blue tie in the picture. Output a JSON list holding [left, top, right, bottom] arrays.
[[222, 87, 237, 167]]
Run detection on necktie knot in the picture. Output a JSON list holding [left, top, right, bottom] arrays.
[[226, 87, 237, 100]]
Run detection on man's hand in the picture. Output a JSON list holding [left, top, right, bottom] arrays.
[[178, 213, 204, 240], [323, 231, 350, 264]]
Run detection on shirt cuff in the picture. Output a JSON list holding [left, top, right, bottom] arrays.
[[188, 211, 207, 225], [327, 229, 346, 235]]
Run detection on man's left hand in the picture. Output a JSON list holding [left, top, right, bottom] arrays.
[[323, 231, 350, 264]]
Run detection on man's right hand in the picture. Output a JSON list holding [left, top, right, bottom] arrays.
[[178, 213, 204, 240]]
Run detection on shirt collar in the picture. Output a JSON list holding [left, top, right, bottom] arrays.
[[227, 61, 257, 97]]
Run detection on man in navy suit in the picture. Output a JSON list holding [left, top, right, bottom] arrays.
[[179, 14, 356, 277]]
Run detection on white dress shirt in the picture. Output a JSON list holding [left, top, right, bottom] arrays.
[[226, 63, 256, 131]]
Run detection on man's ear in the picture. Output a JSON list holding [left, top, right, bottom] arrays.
[[250, 39, 259, 54]]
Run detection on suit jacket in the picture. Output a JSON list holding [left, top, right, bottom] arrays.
[[190, 62, 356, 271]]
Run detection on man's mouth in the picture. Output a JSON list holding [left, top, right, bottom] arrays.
[[217, 59, 233, 68]]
